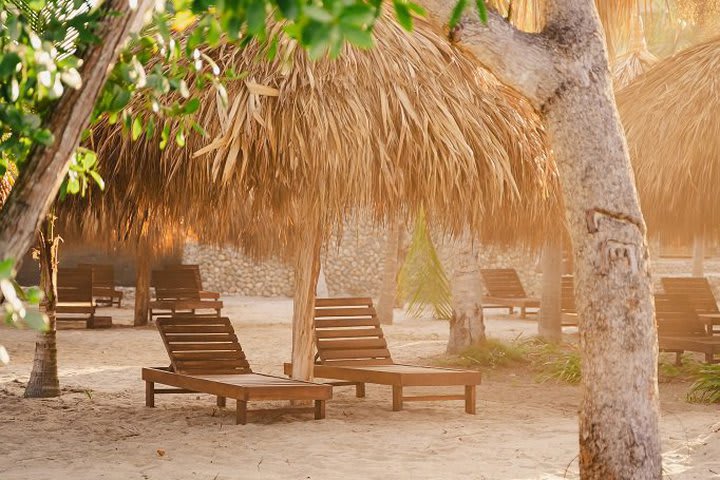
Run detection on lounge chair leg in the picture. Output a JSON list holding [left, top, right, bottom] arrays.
[[392, 385, 403, 411], [145, 381, 155, 407], [314, 400, 326, 420], [465, 385, 476, 415], [217, 396, 226, 407], [675, 352, 682, 366], [520, 307, 526, 319], [355, 383, 366, 398], [508, 307, 514, 315], [236, 400, 248, 425]]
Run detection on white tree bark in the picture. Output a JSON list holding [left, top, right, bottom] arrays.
[[291, 223, 323, 381], [377, 219, 401, 325], [692, 234, 704, 277], [449, 2, 661, 477], [538, 239, 563, 343], [447, 240, 485, 354]]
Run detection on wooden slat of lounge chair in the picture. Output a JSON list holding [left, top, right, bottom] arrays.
[[146, 315, 331, 424], [305, 297, 481, 413], [655, 294, 720, 364], [480, 269, 539, 318], [163, 264, 220, 300], [79, 263, 123, 307], [56, 268, 112, 329], [661, 277, 720, 335], [150, 270, 223, 319]]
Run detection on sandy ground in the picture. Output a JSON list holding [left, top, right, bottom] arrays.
[[1, 297, 719, 480]]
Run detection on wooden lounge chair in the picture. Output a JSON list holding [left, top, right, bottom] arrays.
[[142, 316, 332, 424], [164, 264, 220, 301], [78, 263, 123, 307], [149, 269, 223, 320], [56, 268, 112, 329], [283, 297, 481, 413], [480, 268, 539, 318], [661, 277, 720, 335], [655, 294, 720, 364]]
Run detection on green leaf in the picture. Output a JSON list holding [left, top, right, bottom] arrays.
[[160, 124, 170, 150], [0, 259, 14, 279], [89, 171, 105, 190], [449, 0, 467, 29], [393, 1, 413, 31], [247, 0, 267, 36], [406, 2, 426, 15], [175, 127, 186, 147], [184, 98, 200, 114], [24, 311, 49, 331], [0, 53, 21, 77], [81, 150, 97, 169], [25, 287, 43, 304], [33, 129, 54, 146], [146, 117, 155, 139], [476, 0, 488, 23], [276, 0, 299, 20], [304, 6, 334, 23], [132, 117, 143, 141], [340, 4, 376, 26], [341, 25, 374, 49]]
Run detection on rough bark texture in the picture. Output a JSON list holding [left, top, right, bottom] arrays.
[[134, 256, 150, 327], [692, 234, 704, 277], [25, 216, 60, 398], [538, 240, 563, 343], [377, 219, 401, 325], [0, 0, 153, 267], [291, 224, 323, 381], [451, 2, 661, 477], [447, 241, 485, 354]]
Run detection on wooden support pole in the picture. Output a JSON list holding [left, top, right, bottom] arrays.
[[134, 255, 150, 327]]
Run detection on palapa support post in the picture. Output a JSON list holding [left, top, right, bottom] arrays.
[[290, 221, 323, 382], [539, 238, 563, 343], [134, 254, 151, 327], [692, 233, 705, 278]]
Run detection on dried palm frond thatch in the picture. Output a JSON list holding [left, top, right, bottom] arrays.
[[612, 13, 658, 88], [61, 11, 560, 258], [617, 36, 720, 241]]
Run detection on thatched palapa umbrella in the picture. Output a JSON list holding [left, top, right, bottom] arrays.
[[617, 36, 720, 275], [63, 11, 559, 379]]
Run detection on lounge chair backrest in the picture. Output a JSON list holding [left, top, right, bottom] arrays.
[[314, 297, 393, 366], [654, 294, 708, 337], [661, 277, 719, 314], [58, 267, 93, 303], [152, 269, 202, 301], [164, 264, 205, 290], [561, 275, 576, 314], [78, 263, 115, 289], [480, 269, 527, 298], [156, 316, 252, 375]]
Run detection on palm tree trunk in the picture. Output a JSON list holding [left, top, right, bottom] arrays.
[[447, 240, 485, 354], [377, 219, 401, 325], [134, 255, 150, 326], [290, 222, 322, 381], [692, 234, 704, 277], [538, 239, 563, 343], [25, 215, 60, 398]]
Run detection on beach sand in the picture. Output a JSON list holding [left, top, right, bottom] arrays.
[[1, 296, 718, 480]]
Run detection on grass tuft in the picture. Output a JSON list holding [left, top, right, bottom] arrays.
[[686, 364, 720, 403]]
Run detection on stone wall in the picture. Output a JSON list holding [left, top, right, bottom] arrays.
[[184, 227, 720, 299]]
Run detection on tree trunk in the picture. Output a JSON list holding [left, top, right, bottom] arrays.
[[447, 239, 485, 354], [538, 239, 563, 343], [0, 0, 154, 268], [290, 223, 323, 381], [692, 234, 704, 277], [134, 255, 150, 326], [377, 219, 401, 325], [450, 3, 661, 477], [25, 215, 60, 398]]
